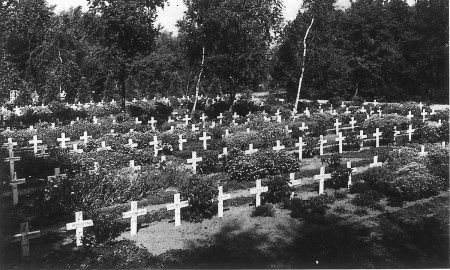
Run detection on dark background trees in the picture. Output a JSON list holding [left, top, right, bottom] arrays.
[[0, 0, 448, 105]]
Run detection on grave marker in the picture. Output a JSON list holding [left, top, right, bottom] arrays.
[[71, 143, 83, 154], [129, 160, 141, 171], [149, 136, 160, 156], [80, 131, 91, 146], [187, 151, 202, 174], [10, 172, 25, 205], [166, 193, 188, 227], [314, 167, 331, 195], [149, 117, 157, 131], [217, 113, 224, 125], [199, 132, 211, 150], [272, 140, 285, 151], [419, 145, 428, 156], [289, 172, 302, 199], [57, 133, 70, 149], [125, 138, 138, 148], [183, 114, 191, 126], [373, 128, 382, 148], [4, 150, 20, 180], [245, 143, 258, 155], [250, 179, 268, 207], [407, 125, 415, 141], [299, 122, 309, 132], [122, 201, 147, 236], [369, 156, 382, 168], [217, 186, 231, 218], [421, 109, 428, 122], [335, 132, 345, 154], [178, 135, 187, 151], [358, 130, 367, 149], [28, 135, 42, 154], [48, 168, 66, 181], [218, 147, 228, 158], [96, 141, 111, 151], [346, 161, 356, 189], [407, 111, 414, 120], [191, 123, 199, 132], [66, 211, 93, 246], [319, 135, 327, 156], [135, 117, 142, 125], [11, 223, 40, 257], [393, 126, 400, 142], [295, 137, 306, 160], [3, 138, 17, 151], [349, 117, 357, 130]]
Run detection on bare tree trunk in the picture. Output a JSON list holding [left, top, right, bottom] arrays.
[[353, 82, 359, 99], [192, 46, 205, 112], [293, 18, 314, 114]]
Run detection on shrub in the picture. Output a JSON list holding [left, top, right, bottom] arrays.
[[349, 181, 371, 194], [261, 175, 293, 204], [251, 204, 275, 217], [426, 147, 449, 184], [179, 175, 218, 222], [344, 130, 362, 151], [290, 194, 335, 218], [322, 154, 352, 189], [255, 150, 301, 176], [333, 205, 348, 214], [333, 190, 348, 200], [437, 120, 449, 142], [412, 121, 440, 143], [87, 209, 127, 243], [362, 167, 395, 192], [354, 208, 368, 216], [351, 190, 384, 210], [223, 151, 266, 182], [303, 136, 319, 158], [197, 150, 221, 174]]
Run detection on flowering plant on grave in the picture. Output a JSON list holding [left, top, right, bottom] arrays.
[[362, 114, 409, 134], [223, 130, 260, 151], [223, 150, 266, 182], [411, 121, 440, 144], [254, 150, 301, 176], [261, 175, 293, 204], [303, 136, 319, 158], [258, 123, 292, 148]]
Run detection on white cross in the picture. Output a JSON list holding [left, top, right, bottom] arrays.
[[125, 138, 138, 148], [149, 117, 157, 130], [340, 101, 346, 108], [3, 138, 18, 151], [373, 128, 382, 148], [29, 125, 34, 131], [421, 109, 428, 122], [199, 132, 211, 150], [347, 161, 356, 189], [50, 123, 55, 129], [276, 114, 282, 123], [245, 143, 258, 155], [178, 135, 187, 151], [71, 143, 83, 154], [418, 102, 424, 110], [407, 125, 415, 141], [430, 108, 436, 115], [12, 223, 40, 257], [129, 160, 141, 171], [217, 186, 231, 218], [304, 108, 310, 116], [10, 172, 25, 205], [377, 108, 382, 117], [183, 114, 191, 126], [289, 172, 302, 199], [314, 167, 331, 195], [331, 109, 338, 116], [223, 129, 230, 138], [96, 141, 111, 151], [250, 179, 268, 207], [66, 211, 94, 246], [217, 113, 224, 125], [200, 113, 207, 127], [273, 140, 285, 151], [407, 111, 414, 120], [168, 116, 174, 123], [295, 137, 306, 160], [360, 106, 366, 113], [135, 117, 142, 125], [419, 145, 428, 156], [80, 131, 91, 146], [48, 168, 66, 181], [369, 156, 382, 168], [232, 112, 239, 120], [122, 201, 147, 236], [57, 133, 70, 149], [393, 126, 400, 142], [187, 151, 202, 174], [92, 116, 99, 125], [349, 117, 357, 130], [299, 122, 309, 132], [373, 100, 378, 106], [149, 136, 159, 156], [319, 135, 327, 156], [335, 132, 345, 153], [28, 135, 42, 154], [358, 130, 367, 149], [436, 119, 442, 128], [344, 107, 350, 114], [286, 125, 292, 134], [166, 193, 188, 227], [191, 123, 199, 132], [4, 150, 20, 180], [218, 147, 228, 158], [210, 120, 216, 128]]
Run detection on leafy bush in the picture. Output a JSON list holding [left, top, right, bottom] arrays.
[[412, 121, 440, 143], [87, 209, 127, 243], [255, 150, 301, 176], [344, 130, 362, 150], [349, 181, 371, 194], [351, 190, 384, 210], [224, 153, 266, 182], [322, 154, 352, 189], [333, 190, 348, 200], [426, 147, 449, 184], [362, 167, 395, 191], [261, 175, 293, 204], [180, 175, 218, 222], [290, 194, 335, 218], [197, 150, 221, 174], [303, 136, 319, 158], [354, 208, 368, 216], [251, 204, 275, 217]]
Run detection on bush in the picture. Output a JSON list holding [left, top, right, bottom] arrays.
[[255, 150, 301, 176], [223, 150, 266, 182], [412, 121, 440, 143], [251, 204, 275, 217], [322, 154, 352, 189], [290, 194, 335, 218], [426, 147, 449, 184], [362, 167, 395, 192], [197, 150, 221, 174], [334, 190, 348, 200], [87, 209, 127, 244], [351, 190, 384, 210], [261, 175, 293, 204], [354, 208, 368, 216], [349, 181, 371, 194], [180, 175, 218, 222]]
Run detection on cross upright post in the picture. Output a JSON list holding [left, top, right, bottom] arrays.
[[335, 132, 345, 154], [314, 167, 331, 195], [346, 161, 357, 189], [295, 137, 306, 160], [166, 193, 188, 227], [80, 131, 91, 146], [250, 179, 268, 207], [178, 135, 187, 151], [272, 140, 285, 151], [12, 222, 40, 257], [149, 136, 159, 157], [369, 156, 383, 168], [57, 133, 70, 149], [349, 117, 357, 130], [319, 135, 327, 156], [187, 151, 202, 174], [334, 119, 341, 135], [358, 130, 367, 149], [122, 201, 147, 236], [199, 132, 211, 150], [245, 143, 258, 155], [183, 114, 191, 126], [66, 211, 93, 246], [217, 186, 231, 217], [4, 150, 20, 180], [407, 125, 415, 141], [149, 117, 157, 131], [10, 172, 25, 205]]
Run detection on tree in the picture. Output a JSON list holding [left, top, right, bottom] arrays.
[[84, 0, 167, 109], [178, 0, 284, 104]]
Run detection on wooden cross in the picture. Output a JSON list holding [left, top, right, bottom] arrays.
[[218, 147, 228, 159], [217, 113, 224, 125], [319, 135, 327, 156], [419, 145, 428, 156], [27, 135, 42, 154], [182, 114, 191, 126], [295, 137, 306, 160], [349, 117, 357, 130], [373, 99, 378, 106], [272, 140, 285, 151], [346, 161, 356, 189], [149, 117, 157, 131], [191, 123, 199, 132], [299, 122, 308, 132], [129, 160, 141, 171], [125, 138, 138, 149], [407, 111, 414, 120], [122, 201, 147, 236], [358, 130, 367, 149], [200, 113, 207, 127], [4, 150, 20, 180], [166, 193, 188, 227], [10, 172, 25, 205], [70, 143, 83, 154], [57, 133, 70, 149], [285, 125, 292, 134], [377, 108, 382, 117], [314, 167, 331, 195], [335, 132, 345, 154], [421, 109, 428, 122], [245, 143, 258, 155], [187, 151, 202, 174], [223, 129, 230, 138], [369, 156, 382, 168], [149, 136, 159, 156], [407, 125, 415, 141], [232, 112, 239, 121], [289, 172, 302, 199], [250, 179, 268, 207], [217, 186, 231, 217], [436, 119, 442, 128], [66, 211, 94, 246], [48, 168, 66, 181], [96, 141, 111, 151], [135, 117, 142, 125], [178, 135, 187, 151], [92, 116, 99, 125], [3, 138, 17, 151], [373, 128, 382, 148], [79, 131, 91, 146], [304, 108, 310, 116], [11, 223, 40, 257]]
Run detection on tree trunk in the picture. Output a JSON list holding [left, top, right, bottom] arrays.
[[353, 82, 359, 99], [120, 64, 126, 111], [293, 18, 314, 114], [192, 46, 205, 112]]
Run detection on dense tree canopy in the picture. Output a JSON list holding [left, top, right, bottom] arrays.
[[0, 0, 448, 105]]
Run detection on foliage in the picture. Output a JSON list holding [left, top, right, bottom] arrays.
[[290, 194, 335, 218], [351, 190, 384, 211], [322, 154, 352, 189], [261, 175, 293, 204], [255, 150, 301, 176], [180, 175, 218, 222], [251, 204, 275, 217]]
